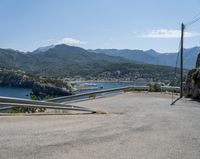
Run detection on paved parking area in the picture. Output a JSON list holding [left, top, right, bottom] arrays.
[[0, 92, 200, 159]]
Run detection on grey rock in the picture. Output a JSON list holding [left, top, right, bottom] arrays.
[[32, 82, 72, 97], [0, 71, 34, 88], [0, 69, 73, 97], [185, 54, 200, 99], [196, 53, 200, 68]]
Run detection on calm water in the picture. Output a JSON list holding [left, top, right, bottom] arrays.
[[77, 82, 132, 91], [0, 82, 147, 99], [0, 86, 32, 99], [90, 82, 132, 89], [76, 81, 147, 93]]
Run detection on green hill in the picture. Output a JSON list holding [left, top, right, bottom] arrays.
[[0, 44, 182, 81]]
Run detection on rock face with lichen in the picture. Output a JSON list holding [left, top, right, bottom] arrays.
[[185, 53, 200, 99]]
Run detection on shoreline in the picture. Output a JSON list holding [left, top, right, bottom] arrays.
[[70, 80, 149, 83]]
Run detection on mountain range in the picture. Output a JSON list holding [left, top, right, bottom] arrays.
[[0, 45, 129, 77], [89, 47, 200, 69], [0, 44, 192, 81]]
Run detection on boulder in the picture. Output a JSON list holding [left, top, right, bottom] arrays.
[[185, 69, 200, 98], [185, 53, 200, 99]]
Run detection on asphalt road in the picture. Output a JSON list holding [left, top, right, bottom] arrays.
[[0, 92, 200, 159]]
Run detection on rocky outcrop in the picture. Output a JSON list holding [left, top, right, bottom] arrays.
[[0, 69, 73, 97], [196, 53, 200, 68], [0, 71, 34, 88], [185, 53, 200, 99], [32, 83, 73, 97]]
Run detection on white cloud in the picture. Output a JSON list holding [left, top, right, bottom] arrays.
[[139, 29, 200, 38], [44, 39, 55, 43], [56, 38, 87, 46]]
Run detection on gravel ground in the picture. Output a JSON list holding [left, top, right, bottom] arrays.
[[0, 92, 200, 159]]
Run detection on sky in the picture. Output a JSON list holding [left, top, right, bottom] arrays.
[[0, 0, 200, 53]]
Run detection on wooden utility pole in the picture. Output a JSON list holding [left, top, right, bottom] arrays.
[[180, 23, 185, 98]]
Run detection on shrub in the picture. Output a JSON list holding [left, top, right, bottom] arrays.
[[148, 83, 161, 92], [11, 95, 46, 113], [89, 94, 96, 99]]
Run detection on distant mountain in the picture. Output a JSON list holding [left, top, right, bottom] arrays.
[[33, 45, 55, 53], [89, 49, 158, 63], [0, 44, 177, 81], [90, 47, 200, 69], [29, 44, 131, 77], [0, 44, 129, 77], [0, 48, 34, 70]]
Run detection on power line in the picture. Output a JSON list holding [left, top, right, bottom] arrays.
[[185, 12, 200, 27], [185, 16, 200, 27], [189, 11, 200, 21], [171, 11, 200, 104]]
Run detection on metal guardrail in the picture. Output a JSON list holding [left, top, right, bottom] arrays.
[[161, 86, 180, 92], [0, 85, 180, 112], [47, 85, 149, 102], [0, 96, 96, 112], [0, 85, 148, 112]]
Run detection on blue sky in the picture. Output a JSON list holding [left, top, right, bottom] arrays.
[[0, 0, 200, 52]]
